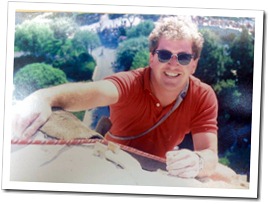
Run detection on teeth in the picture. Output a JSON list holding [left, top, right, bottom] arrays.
[[164, 72, 180, 77]]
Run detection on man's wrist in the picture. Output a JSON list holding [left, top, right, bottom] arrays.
[[195, 152, 205, 172]]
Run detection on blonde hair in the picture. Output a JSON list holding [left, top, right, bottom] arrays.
[[149, 16, 204, 59]]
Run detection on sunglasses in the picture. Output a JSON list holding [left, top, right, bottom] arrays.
[[154, 49, 194, 65]]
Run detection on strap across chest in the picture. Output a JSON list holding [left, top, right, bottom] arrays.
[[108, 81, 189, 141]]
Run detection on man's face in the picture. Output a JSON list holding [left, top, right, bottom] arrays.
[[149, 37, 198, 93]]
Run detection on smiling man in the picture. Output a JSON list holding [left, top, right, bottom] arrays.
[[13, 16, 218, 179]]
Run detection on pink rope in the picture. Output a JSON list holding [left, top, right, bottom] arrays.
[[11, 138, 166, 163], [11, 138, 100, 145]]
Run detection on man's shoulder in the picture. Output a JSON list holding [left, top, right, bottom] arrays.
[[189, 75, 215, 95], [106, 67, 147, 81], [104, 67, 149, 95]]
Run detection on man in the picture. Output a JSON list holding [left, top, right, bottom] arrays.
[[12, 16, 218, 179]]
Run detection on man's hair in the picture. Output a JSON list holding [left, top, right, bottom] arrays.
[[149, 16, 204, 60]]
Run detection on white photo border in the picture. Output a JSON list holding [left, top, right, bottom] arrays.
[[2, 1, 264, 199]]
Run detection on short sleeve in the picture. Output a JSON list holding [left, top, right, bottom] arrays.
[[104, 69, 144, 106], [190, 84, 218, 135]]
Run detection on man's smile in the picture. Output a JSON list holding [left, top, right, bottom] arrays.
[[164, 71, 182, 78]]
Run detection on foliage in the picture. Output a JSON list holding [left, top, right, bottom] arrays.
[[53, 45, 96, 81], [131, 49, 150, 69], [229, 27, 254, 89], [218, 156, 230, 167], [112, 20, 155, 71], [193, 27, 254, 176], [72, 30, 101, 52], [213, 79, 236, 94], [49, 17, 78, 41], [97, 26, 125, 49], [72, 111, 87, 121], [14, 55, 46, 74], [195, 28, 233, 85], [218, 26, 254, 122], [15, 14, 98, 82], [124, 15, 139, 28], [13, 63, 67, 100], [126, 20, 155, 38], [15, 20, 54, 57], [115, 36, 149, 71]]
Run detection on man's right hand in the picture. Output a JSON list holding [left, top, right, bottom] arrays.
[[12, 91, 52, 139]]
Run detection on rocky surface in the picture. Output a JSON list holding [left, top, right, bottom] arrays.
[[10, 110, 249, 189]]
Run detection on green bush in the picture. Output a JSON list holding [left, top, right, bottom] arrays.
[[115, 36, 149, 71], [54, 51, 96, 81], [72, 30, 101, 53], [126, 20, 155, 38], [131, 48, 149, 69], [15, 20, 54, 56], [13, 63, 67, 100]]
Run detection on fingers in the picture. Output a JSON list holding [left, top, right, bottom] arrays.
[[168, 165, 200, 178], [13, 111, 40, 138], [166, 149, 200, 178], [12, 95, 52, 139], [22, 113, 49, 138], [13, 111, 48, 138]]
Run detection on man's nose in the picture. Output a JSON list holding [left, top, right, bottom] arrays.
[[168, 54, 179, 65]]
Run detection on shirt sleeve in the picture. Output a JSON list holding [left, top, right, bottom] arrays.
[[190, 84, 218, 135], [104, 70, 142, 106]]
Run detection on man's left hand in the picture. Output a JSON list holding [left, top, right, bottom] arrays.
[[166, 149, 201, 178]]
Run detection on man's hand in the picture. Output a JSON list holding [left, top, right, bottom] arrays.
[[166, 149, 202, 178], [12, 92, 52, 139]]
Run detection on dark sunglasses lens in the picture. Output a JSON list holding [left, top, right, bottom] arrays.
[[178, 53, 192, 65], [158, 50, 172, 62]]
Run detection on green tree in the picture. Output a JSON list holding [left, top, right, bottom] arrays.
[[215, 26, 254, 122], [14, 14, 97, 82], [131, 49, 149, 69], [15, 20, 54, 57], [196, 26, 254, 177], [115, 36, 149, 71], [13, 63, 67, 100], [195, 28, 232, 85], [230, 27, 254, 89], [126, 20, 155, 38], [72, 30, 101, 53], [44, 16, 78, 61], [53, 44, 96, 81], [49, 16, 78, 42]]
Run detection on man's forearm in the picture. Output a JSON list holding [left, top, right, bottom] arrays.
[[35, 80, 119, 112]]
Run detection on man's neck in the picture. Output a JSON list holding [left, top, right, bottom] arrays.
[[150, 81, 186, 107]]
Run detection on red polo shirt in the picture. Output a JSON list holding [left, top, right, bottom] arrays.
[[104, 67, 218, 158]]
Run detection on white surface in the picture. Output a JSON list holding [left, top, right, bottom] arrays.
[[10, 143, 203, 187]]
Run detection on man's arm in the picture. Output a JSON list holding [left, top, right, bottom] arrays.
[[48, 80, 119, 111], [12, 80, 119, 138], [192, 132, 218, 178]]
